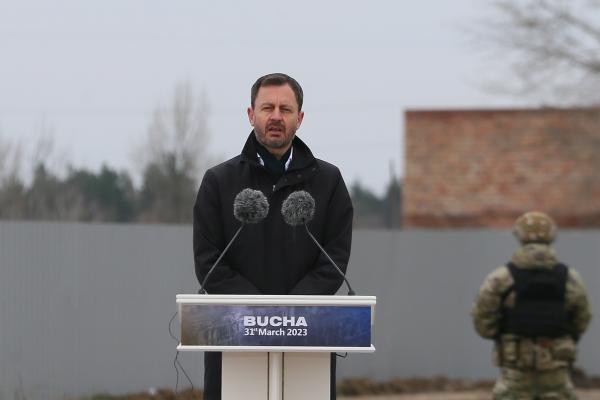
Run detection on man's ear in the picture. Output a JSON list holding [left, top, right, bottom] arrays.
[[296, 111, 304, 129], [247, 107, 255, 126]]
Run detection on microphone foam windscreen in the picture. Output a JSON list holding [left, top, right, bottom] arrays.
[[281, 190, 315, 226], [233, 188, 269, 223]]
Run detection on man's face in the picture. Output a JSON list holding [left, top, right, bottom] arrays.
[[247, 84, 304, 158]]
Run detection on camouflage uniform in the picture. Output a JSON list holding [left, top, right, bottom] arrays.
[[471, 212, 592, 400]]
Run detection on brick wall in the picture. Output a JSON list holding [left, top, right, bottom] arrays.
[[404, 108, 600, 227]]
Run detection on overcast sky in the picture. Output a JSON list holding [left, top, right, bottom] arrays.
[[0, 0, 529, 195]]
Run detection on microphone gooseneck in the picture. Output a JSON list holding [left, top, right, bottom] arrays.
[[198, 224, 244, 294], [199, 189, 269, 294], [303, 224, 356, 296], [281, 190, 356, 296]]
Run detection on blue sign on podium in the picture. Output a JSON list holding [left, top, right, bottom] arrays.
[[177, 295, 375, 349]]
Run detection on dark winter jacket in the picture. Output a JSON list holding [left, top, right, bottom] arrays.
[[193, 132, 353, 295]]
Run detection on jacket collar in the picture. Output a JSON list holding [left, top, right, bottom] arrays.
[[511, 243, 558, 269]]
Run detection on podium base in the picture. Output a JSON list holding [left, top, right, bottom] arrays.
[[221, 352, 330, 400]]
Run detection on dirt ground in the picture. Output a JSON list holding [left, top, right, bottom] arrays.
[[81, 388, 600, 399], [339, 389, 600, 400]]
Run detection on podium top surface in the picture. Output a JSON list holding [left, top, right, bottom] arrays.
[[176, 294, 376, 306]]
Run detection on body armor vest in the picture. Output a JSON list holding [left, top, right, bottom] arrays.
[[500, 262, 571, 338]]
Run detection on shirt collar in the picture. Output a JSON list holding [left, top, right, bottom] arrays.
[[256, 146, 294, 171]]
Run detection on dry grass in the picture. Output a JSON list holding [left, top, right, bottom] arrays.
[[340, 392, 491, 400], [337, 377, 494, 396]]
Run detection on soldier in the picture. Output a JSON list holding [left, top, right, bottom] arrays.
[[471, 211, 592, 400]]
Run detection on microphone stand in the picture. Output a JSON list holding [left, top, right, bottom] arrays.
[[199, 223, 245, 294], [304, 224, 356, 296]]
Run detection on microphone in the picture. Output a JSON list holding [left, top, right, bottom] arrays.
[[199, 188, 269, 294], [281, 190, 356, 296]]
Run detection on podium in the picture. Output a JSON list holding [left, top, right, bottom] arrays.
[[177, 294, 376, 400]]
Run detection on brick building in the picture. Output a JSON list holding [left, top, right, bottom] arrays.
[[404, 108, 600, 228]]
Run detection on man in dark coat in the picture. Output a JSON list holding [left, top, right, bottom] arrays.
[[193, 73, 353, 400]]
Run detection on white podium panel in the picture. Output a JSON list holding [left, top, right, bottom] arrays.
[[283, 353, 330, 400], [222, 353, 268, 400], [269, 353, 283, 400]]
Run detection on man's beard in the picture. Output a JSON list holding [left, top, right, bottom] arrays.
[[255, 126, 296, 149]]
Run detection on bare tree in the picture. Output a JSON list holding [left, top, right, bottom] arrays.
[[0, 134, 26, 219], [136, 81, 213, 223], [143, 81, 211, 180], [471, 0, 600, 104], [0, 134, 23, 186], [28, 120, 70, 177]]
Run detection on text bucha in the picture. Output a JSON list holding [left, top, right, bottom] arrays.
[[243, 315, 309, 337], [244, 315, 307, 327]]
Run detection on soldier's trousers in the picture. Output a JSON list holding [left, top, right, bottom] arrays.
[[493, 367, 577, 400]]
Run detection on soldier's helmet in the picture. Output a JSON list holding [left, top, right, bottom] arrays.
[[513, 211, 557, 244]]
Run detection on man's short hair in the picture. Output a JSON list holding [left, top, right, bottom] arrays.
[[251, 73, 304, 111]]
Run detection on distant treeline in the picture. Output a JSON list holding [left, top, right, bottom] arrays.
[[0, 157, 195, 224], [0, 82, 401, 227], [0, 160, 402, 227], [350, 178, 402, 229]]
